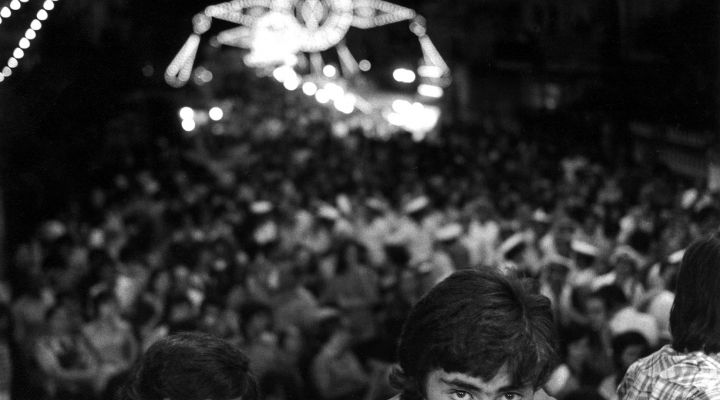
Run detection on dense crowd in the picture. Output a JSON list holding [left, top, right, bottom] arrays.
[[0, 74, 717, 400]]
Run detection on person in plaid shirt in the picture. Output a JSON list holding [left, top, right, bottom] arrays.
[[618, 232, 720, 399]]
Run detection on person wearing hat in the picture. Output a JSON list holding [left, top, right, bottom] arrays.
[[462, 198, 501, 269], [390, 195, 436, 270], [358, 197, 393, 268], [417, 223, 465, 294], [592, 245, 644, 307], [497, 232, 529, 276], [569, 240, 600, 288], [539, 255, 575, 330]]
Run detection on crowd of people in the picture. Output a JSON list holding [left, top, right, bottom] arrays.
[[0, 72, 717, 400]]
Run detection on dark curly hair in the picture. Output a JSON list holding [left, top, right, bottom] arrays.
[[118, 332, 259, 400], [390, 269, 558, 400]]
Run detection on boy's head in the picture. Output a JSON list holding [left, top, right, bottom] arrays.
[[392, 269, 557, 400]]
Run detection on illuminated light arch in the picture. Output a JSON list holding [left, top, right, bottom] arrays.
[[165, 0, 449, 87], [0, 0, 59, 83]]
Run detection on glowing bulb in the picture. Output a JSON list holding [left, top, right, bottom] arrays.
[[359, 60, 370, 71], [323, 65, 336, 78], [13, 48, 23, 59], [10, 1, 20, 10], [179, 107, 194, 120], [0, 75, 4, 82], [43, 1, 53, 10], [1, 8, 11, 18], [182, 119, 196, 132], [324, 83, 343, 100], [283, 76, 299, 90], [30, 19, 41, 30], [0, 17, 3, 25], [209, 107, 223, 121], [417, 84, 443, 98], [302, 82, 317, 96], [2, 67, 11, 77], [392, 99, 411, 114], [19, 38, 29, 49], [8, 58, 17, 68], [37, 9, 48, 20], [25, 29, 36, 39], [315, 89, 330, 104]]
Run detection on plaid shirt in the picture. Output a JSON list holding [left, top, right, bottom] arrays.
[[618, 345, 720, 400]]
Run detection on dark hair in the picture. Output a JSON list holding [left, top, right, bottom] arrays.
[[611, 331, 649, 373], [590, 284, 628, 313], [238, 301, 274, 339], [670, 232, 720, 353], [391, 269, 557, 400], [119, 332, 259, 400]]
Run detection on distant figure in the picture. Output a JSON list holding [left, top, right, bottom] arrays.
[[118, 332, 259, 400], [618, 232, 720, 399], [390, 268, 558, 400]]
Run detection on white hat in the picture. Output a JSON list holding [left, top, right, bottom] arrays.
[[667, 249, 685, 264], [435, 223, 463, 242], [610, 245, 643, 266], [317, 204, 340, 221], [336, 194, 352, 215], [532, 209, 552, 223], [404, 196, 429, 214], [250, 201, 273, 214], [366, 198, 387, 212], [571, 241, 599, 258], [544, 254, 574, 271], [499, 233, 526, 258]]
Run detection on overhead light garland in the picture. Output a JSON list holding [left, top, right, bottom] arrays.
[[0, 0, 58, 83], [166, 0, 448, 87]]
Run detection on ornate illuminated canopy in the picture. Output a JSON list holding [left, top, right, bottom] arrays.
[[165, 0, 448, 87]]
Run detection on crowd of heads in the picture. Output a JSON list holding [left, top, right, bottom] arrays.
[[1, 72, 719, 400]]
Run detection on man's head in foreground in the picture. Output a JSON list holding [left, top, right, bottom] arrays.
[[391, 269, 558, 400], [119, 332, 259, 400]]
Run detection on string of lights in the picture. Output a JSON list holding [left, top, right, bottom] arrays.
[[0, 0, 58, 83]]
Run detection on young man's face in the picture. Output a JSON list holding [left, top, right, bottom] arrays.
[[424, 368, 535, 400]]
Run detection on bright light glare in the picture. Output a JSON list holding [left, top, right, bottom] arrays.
[[13, 48, 24, 59], [8, 58, 17, 68], [182, 119, 196, 132], [417, 84, 443, 98], [1, 8, 10, 18], [387, 113, 404, 126], [179, 107, 194, 120], [43, 1, 53, 10], [19, 38, 29, 49], [334, 94, 356, 114], [10, 1, 20, 10], [30, 19, 41, 30], [25, 29, 36, 39], [392, 99, 411, 114], [302, 82, 317, 96], [418, 65, 444, 78], [315, 89, 330, 104], [393, 68, 416, 83], [37, 9, 48, 20], [359, 60, 371, 71], [273, 65, 295, 82], [209, 107, 223, 121], [323, 65, 336, 78], [324, 83, 343, 100], [283, 76, 300, 90]]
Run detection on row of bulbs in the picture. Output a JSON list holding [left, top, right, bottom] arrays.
[[0, 0, 58, 83]]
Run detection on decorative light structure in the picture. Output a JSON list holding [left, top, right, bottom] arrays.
[[165, 0, 450, 88], [0, 0, 59, 83]]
